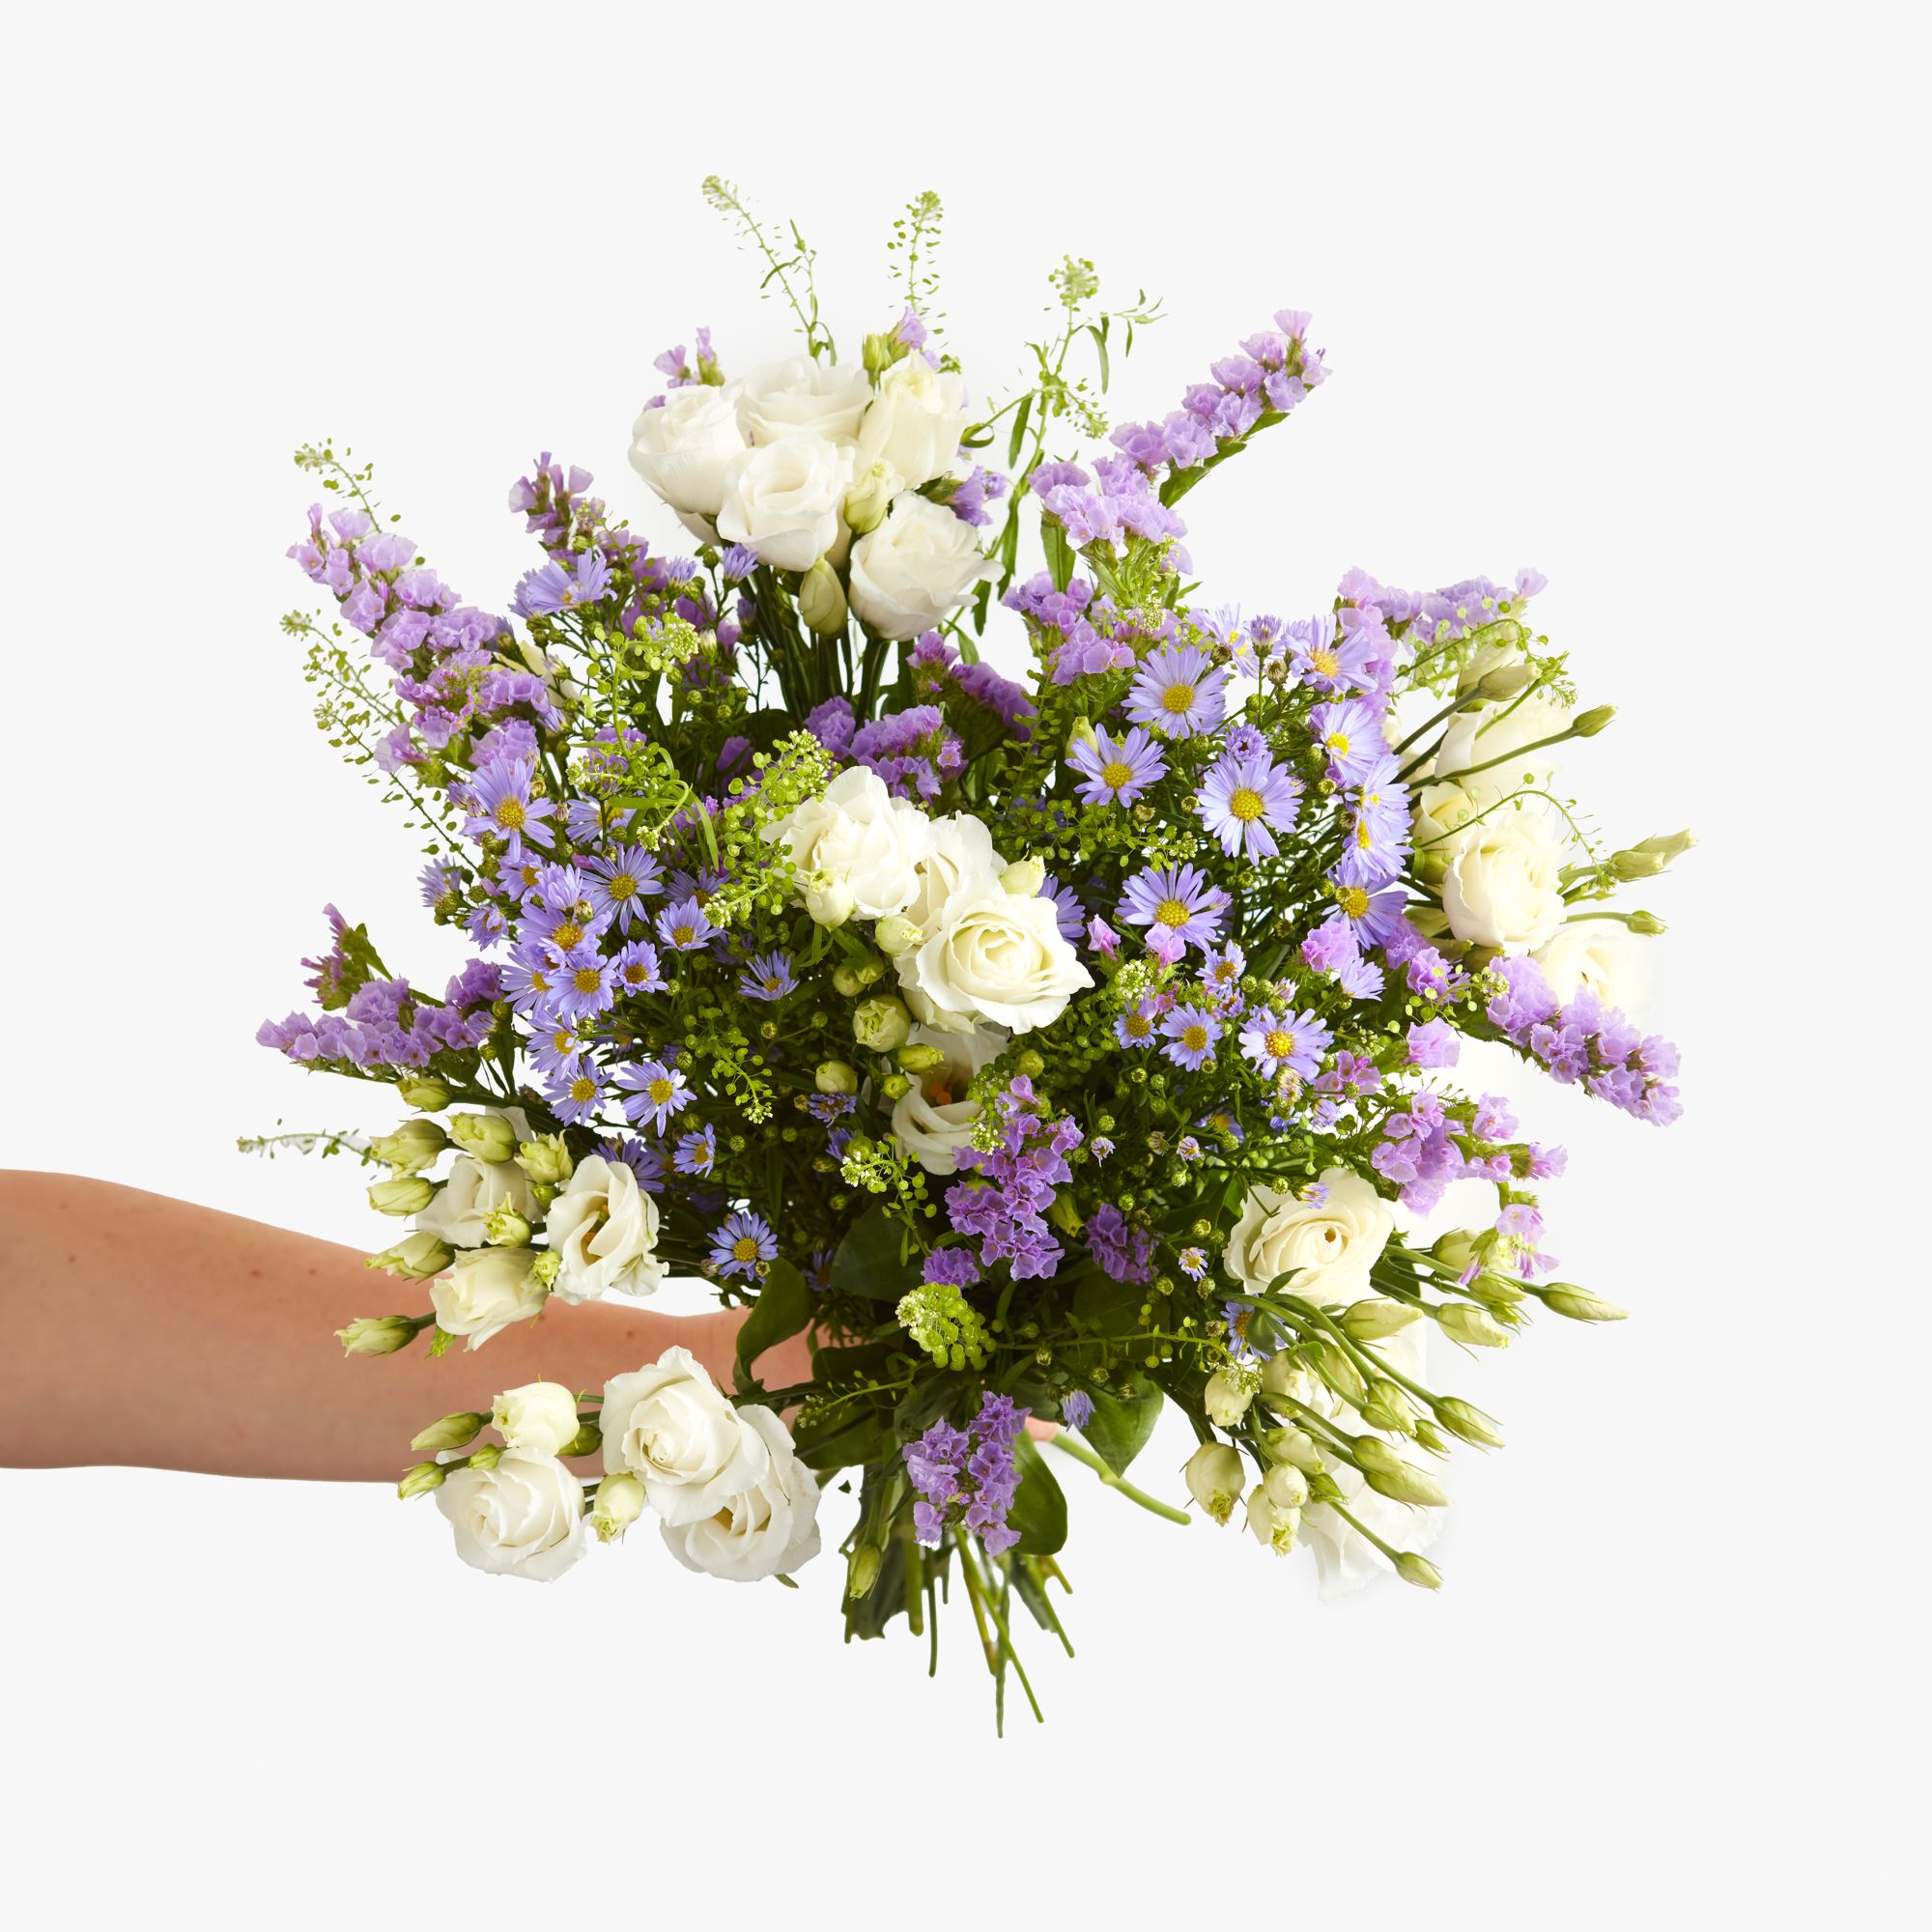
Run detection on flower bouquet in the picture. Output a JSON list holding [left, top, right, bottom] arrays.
[[261, 182, 1686, 1720]]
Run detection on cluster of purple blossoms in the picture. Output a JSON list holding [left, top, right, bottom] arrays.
[[1002, 572, 1130, 685], [903, 1390, 1032, 1556], [1030, 453, 1190, 564], [947, 1077, 1083, 1279], [849, 704, 964, 801], [906, 631, 1035, 740], [1487, 957, 1683, 1123], [1085, 1202, 1155, 1285], [943, 466, 1010, 527], [649, 327, 719, 392]]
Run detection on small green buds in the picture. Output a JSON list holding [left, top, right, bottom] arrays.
[[1626, 909, 1667, 936], [1184, 1443, 1245, 1526], [842, 459, 899, 536], [484, 1204, 533, 1248], [1354, 1437, 1449, 1508], [1000, 856, 1046, 897], [396, 1461, 445, 1499], [1634, 829, 1696, 863], [1262, 1426, 1324, 1474], [873, 913, 923, 956], [367, 1176, 433, 1217], [370, 1118, 448, 1173], [852, 995, 911, 1052], [516, 1133, 574, 1185], [559, 1421, 604, 1460], [410, 1411, 488, 1454], [1432, 1396, 1506, 1449], [846, 1543, 884, 1602], [1571, 703, 1616, 738], [448, 1113, 518, 1163], [1340, 1296, 1425, 1342]]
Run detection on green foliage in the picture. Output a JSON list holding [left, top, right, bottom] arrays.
[[1076, 1374, 1164, 1476], [733, 1258, 813, 1389], [1007, 1435, 1067, 1555]]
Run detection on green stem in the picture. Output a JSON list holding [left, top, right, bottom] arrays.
[[1047, 1433, 1190, 1524]]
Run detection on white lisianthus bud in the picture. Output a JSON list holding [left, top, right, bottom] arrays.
[[336, 1315, 425, 1357], [1340, 1296, 1424, 1342], [516, 1133, 575, 1186], [1312, 1341, 1369, 1405], [797, 557, 849, 637], [1184, 1443, 1247, 1526], [429, 1246, 548, 1350], [396, 1077, 449, 1111], [1435, 1302, 1513, 1348], [371, 1119, 448, 1173], [484, 1204, 533, 1247], [736, 355, 870, 446], [1540, 1283, 1629, 1322], [852, 995, 911, 1052], [589, 1472, 646, 1544], [815, 1060, 859, 1095], [1204, 1368, 1258, 1429], [411, 1411, 488, 1454], [1222, 1170, 1395, 1302], [397, 1461, 446, 1499], [999, 855, 1046, 897], [1261, 1354, 1312, 1405], [1433, 1397, 1506, 1448], [435, 1450, 586, 1580], [847, 494, 996, 639], [873, 913, 923, 957], [1263, 1461, 1310, 1511], [1354, 1439, 1450, 1509], [629, 384, 747, 531], [366, 1231, 454, 1280], [1439, 808, 1568, 953], [491, 1381, 582, 1457], [1246, 1481, 1301, 1556], [368, 1176, 433, 1216], [1263, 1426, 1324, 1473], [805, 875, 856, 927], [842, 458, 903, 535], [448, 1113, 519, 1163]]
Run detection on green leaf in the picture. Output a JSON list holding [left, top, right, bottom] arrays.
[[1077, 1374, 1163, 1477], [792, 1406, 894, 1475], [1071, 1268, 1144, 1340], [830, 1206, 923, 1301], [1007, 391, 1033, 469], [1087, 319, 1111, 393], [733, 1259, 812, 1385], [1041, 517, 1075, 594], [1007, 1435, 1067, 1555]]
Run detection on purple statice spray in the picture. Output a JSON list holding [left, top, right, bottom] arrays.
[[902, 1390, 1033, 1556]]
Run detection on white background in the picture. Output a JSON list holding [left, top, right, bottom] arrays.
[[1, 4, 1921, 1924]]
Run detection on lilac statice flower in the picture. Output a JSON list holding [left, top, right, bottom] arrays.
[[1407, 1017, 1462, 1067], [1069, 723, 1167, 807], [1086, 1203, 1155, 1284], [1117, 863, 1231, 954], [851, 703, 962, 801], [902, 1390, 1032, 1555], [710, 1209, 777, 1280], [946, 466, 1009, 527], [1126, 643, 1229, 740], [948, 1078, 1082, 1280], [1199, 752, 1303, 860]]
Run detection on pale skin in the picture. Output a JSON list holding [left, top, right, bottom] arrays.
[[0, 1172, 817, 1482]]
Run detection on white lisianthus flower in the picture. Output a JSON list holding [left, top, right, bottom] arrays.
[[856, 356, 969, 487], [1222, 1169, 1395, 1301], [736, 355, 871, 446], [1433, 691, 1571, 804], [628, 384, 746, 536], [1439, 807, 1568, 952], [435, 1450, 585, 1581], [847, 494, 996, 639], [414, 1153, 536, 1250], [659, 1406, 822, 1582], [904, 810, 1003, 934], [491, 1381, 582, 1457], [899, 882, 1093, 1036], [715, 433, 855, 573], [764, 765, 932, 920], [1534, 921, 1646, 1009], [544, 1154, 666, 1303], [889, 1022, 1009, 1175], [430, 1246, 548, 1350], [601, 1346, 769, 1526], [1183, 1443, 1246, 1525]]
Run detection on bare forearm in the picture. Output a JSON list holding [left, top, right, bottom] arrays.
[[0, 1172, 810, 1482]]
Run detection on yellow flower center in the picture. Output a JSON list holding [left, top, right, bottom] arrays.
[[1124, 1013, 1151, 1038], [1266, 1029, 1295, 1059], [1101, 760, 1134, 790], [1229, 786, 1265, 822], [573, 967, 602, 994], [671, 923, 696, 945], [1337, 886, 1369, 918], [1154, 897, 1190, 927], [1310, 645, 1340, 676], [1182, 1024, 1209, 1051], [495, 798, 526, 830], [731, 1236, 760, 1264], [552, 920, 583, 951], [569, 1076, 596, 1102], [648, 1078, 674, 1104], [1161, 683, 1195, 715], [610, 872, 637, 900], [1323, 729, 1350, 755]]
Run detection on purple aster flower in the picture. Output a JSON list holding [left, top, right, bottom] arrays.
[[1117, 863, 1230, 953], [655, 897, 718, 952], [581, 844, 665, 930], [720, 544, 757, 581], [1238, 1008, 1333, 1080], [1126, 643, 1229, 740], [529, 1015, 590, 1080], [545, 1065, 607, 1127], [1161, 1002, 1222, 1070], [1199, 753, 1303, 860], [549, 946, 618, 1022], [1040, 874, 1087, 947], [672, 1122, 719, 1178], [611, 939, 665, 997], [710, 1209, 777, 1280], [1114, 993, 1161, 1050], [500, 941, 562, 1018], [1308, 697, 1389, 785], [1061, 1389, 1094, 1431], [461, 758, 554, 863], [615, 1058, 691, 1132], [738, 951, 796, 1001], [1286, 613, 1380, 695], [511, 547, 612, 618], [1069, 723, 1167, 807]]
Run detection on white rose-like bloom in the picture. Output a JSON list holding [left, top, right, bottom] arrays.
[[1222, 1168, 1395, 1301], [904, 810, 1003, 935], [715, 433, 855, 573], [659, 1407, 822, 1582], [1433, 691, 1570, 803], [856, 356, 969, 488], [899, 882, 1093, 1036], [601, 1346, 769, 1526], [628, 384, 746, 529], [491, 1381, 582, 1457], [764, 765, 931, 920], [737, 355, 871, 446], [430, 1246, 547, 1350], [847, 494, 996, 640], [1439, 807, 1568, 952], [889, 1022, 1009, 1175], [544, 1153, 666, 1304], [435, 1450, 585, 1581], [1534, 921, 1646, 1009], [414, 1153, 535, 1250]]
